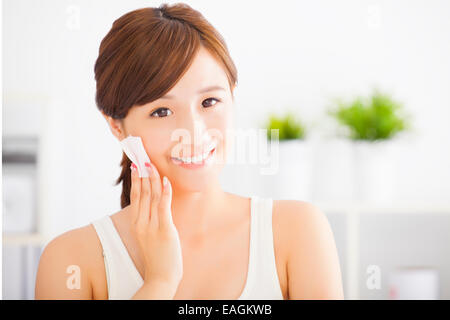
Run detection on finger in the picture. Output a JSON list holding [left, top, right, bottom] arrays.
[[146, 162, 159, 230], [129, 163, 141, 226], [158, 176, 173, 229], [146, 161, 162, 228], [138, 163, 152, 227]]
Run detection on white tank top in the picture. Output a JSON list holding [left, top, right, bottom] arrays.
[[91, 195, 284, 300]]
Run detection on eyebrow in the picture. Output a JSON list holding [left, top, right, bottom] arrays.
[[159, 85, 226, 100]]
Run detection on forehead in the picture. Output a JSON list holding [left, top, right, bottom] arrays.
[[167, 46, 229, 94]]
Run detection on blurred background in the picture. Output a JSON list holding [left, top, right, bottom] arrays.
[[2, 0, 450, 299]]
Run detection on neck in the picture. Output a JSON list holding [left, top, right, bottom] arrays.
[[170, 178, 229, 241]]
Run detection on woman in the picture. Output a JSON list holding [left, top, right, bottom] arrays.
[[35, 3, 344, 300]]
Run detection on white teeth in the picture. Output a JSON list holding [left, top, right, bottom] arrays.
[[181, 157, 191, 164], [174, 144, 216, 164], [193, 155, 202, 163]]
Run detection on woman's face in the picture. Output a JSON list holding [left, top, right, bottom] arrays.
[[119, 46, 235, 192]]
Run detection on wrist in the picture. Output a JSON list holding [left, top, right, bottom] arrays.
[[142, 278, 179, 299]]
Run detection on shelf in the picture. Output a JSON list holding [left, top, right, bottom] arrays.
[[3, 233, 46, 246]]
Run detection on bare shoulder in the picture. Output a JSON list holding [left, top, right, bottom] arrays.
[[272, 199, 330, 241], [272, 199, 330, 259], [35, 222, 106, 299], [272, 199, 326, 220], [272, 199, 344, 299]]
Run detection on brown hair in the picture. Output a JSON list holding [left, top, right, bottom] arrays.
[[94, 3, 238, 209]]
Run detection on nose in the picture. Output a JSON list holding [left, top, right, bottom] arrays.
[[176, 109, 211, 157]]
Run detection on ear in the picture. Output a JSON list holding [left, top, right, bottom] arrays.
[[101, 111, 126, 141]]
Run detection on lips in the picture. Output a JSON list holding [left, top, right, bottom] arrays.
[[171, 142, 217, 163]]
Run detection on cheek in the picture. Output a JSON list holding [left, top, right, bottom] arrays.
[[210, 104, 232, 131], [207, 110, 233, 164], [207, 110, 229, 142], [141, 130, 170, 162]]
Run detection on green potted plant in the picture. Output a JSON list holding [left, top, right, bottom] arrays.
[[265, 111, 306, 141], [329, 88, 410, 141], [261, 111, 312, 201], [328, 88, 412, 204]]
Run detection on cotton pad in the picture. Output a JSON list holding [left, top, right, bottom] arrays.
[[120, 135, 151, 177]]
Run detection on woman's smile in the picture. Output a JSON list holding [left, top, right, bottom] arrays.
[[171, 146, 217, 170]]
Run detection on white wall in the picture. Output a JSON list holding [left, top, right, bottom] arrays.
[[3, 0, 450, 238]]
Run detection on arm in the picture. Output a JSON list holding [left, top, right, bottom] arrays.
[[131, 279, 179, 300], [285, 201, 344, 299], [35, 231, 93, 299]]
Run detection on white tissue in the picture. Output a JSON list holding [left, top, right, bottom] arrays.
[[120, 135, 151, 177]]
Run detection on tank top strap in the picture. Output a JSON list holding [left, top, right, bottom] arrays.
[[237, 195, 258, 299], [247, 196, 283, 299], [254, 196, 277, 274], [91, 215, 143, 299]]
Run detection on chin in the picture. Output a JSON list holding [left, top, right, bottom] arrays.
[[172, 174, 218, 193]]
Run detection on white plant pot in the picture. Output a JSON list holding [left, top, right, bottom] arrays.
[[352, 140, 396, 205], [311, 138, 354, 203], [267, 139, 312, 201]]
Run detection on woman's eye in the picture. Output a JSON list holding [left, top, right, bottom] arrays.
[[150, 108, 173, 118], [202, 97, 220, 108], [150, 98, 220, 117]]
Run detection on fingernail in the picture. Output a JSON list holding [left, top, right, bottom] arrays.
[[163, 176, 168, 186], [145, 162, 152, 175], [131, 163, 137, 170]]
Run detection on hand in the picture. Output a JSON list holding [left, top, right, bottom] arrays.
[[129, 161, 183, 286]]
